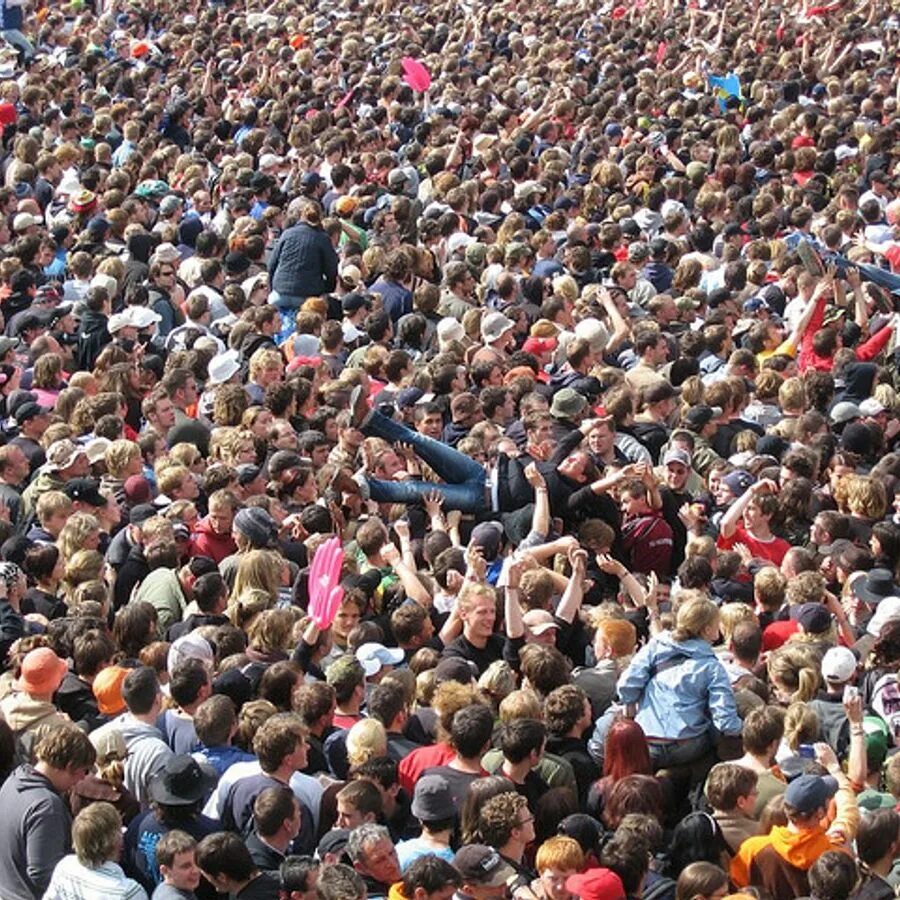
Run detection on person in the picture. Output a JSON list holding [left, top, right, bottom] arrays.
[[452, 845, 517, 900], [396, 774, 458, 870], [615, 597, 742, 768], [246, 786, 302, 872], [514, 835, 584, 900], [152, 830, 202, 900], [730, 759, 860, 897], [346, 823, 402, 900], [0, 724, 97, 900], [393, 855, 462, 900], [44, 801, 148, 900], [195, 832, 280, 900]]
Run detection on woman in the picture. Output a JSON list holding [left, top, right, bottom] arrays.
[[586, 718, 653, 821], [44, 802, 147, 900], [616, 597, 742, 768], [666, 815, 731, 881], [674, 861, 729, 900]]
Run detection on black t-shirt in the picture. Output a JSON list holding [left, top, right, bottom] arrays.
[[441, 633, 506, 675], [422, 765, 484, 813], [236, 871, 281, 900]]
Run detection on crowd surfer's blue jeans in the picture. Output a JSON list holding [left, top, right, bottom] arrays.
[[362, 410, 487, 513]]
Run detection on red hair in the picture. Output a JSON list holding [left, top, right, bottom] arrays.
[[602, 718, 652, 782]]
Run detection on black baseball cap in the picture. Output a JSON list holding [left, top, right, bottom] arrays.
[[63, 478, 107, 507]]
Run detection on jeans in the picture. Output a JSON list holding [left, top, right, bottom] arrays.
[[587, 710, 712, 769], [362, 410, 487, 513], [1, 29, 34, 62]]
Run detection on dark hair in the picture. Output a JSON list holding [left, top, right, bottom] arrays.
[[856, 808, 900, 867], [604, 775, 664, 830], [193, 572, 227, 613], [402, 856, 462, 897], [253, 785, 298, 839], [350, 756, 399, 791], [367, 682, 407, 729], [196, 832, 256, 882], [451, 705, 495, 758], [665, 812, 730, 877], [280, 855, 319, 894], [121, 666, 160, 715], [808, 850, 859, 900], [169, 658, 210, 708]]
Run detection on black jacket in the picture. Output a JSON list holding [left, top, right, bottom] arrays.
[[76, 309, 110, 371], [268, 222, 338, 299]]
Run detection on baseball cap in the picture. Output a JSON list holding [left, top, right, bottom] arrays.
[[821, 646, 857, 683], [341, 292, 371, 314], [722, 469, 756, 498], [63, 478, 107, 507], [523, 609, 559, 636], [663, 448, 691, 468], [565, 868, 626, 900], [859, 398, 886, 417], [13, 401, 49, 424], [437, 318, 465, 344], [355, 642, 404, 677], [783, 774, 838, 815], [433, 657, 477, 686], [12, 212, 41, 232], [167, 633, 214, 675], [794, 603, 833, 635], [453, 846, 515, 888], [682, 405, 722, 430], [829, 401, 861, 426]]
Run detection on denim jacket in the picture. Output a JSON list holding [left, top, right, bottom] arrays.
[[616, 633, 742, 741]]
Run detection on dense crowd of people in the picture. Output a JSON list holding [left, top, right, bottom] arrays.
[[0, 0, 897, 897]]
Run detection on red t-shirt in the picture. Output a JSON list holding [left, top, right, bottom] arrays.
[[399, 742, 455, 794], [717, 523, 791, 566]]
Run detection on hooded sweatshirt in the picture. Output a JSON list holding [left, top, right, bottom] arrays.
[[189, 517, 237, 565], [0, 694, 69, 745], [92, 716, 175, 805], [0, 764, 73, 900], [731, 778, 860, 898]]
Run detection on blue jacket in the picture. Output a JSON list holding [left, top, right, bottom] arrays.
[[616, 632, 741, 741], [268, 222, 338, 300]]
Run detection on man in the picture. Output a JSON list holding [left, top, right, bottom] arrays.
[[624, 328, 668, 393], [247, 786, 302, 872], [21, 439, 90, 523], [0, 725, 96, 900], [346, 824, 401, 900], [215, 713, 317, 851], [10, 402, 50, 475], [438, 262, 477, 320], [731, 768, 859, 897], [440, 584, 521, 676], [423, 704, 493, 811], [477, 791, 537, 885], [196, 832, 280, 900], [368, 681, 422, 761], [0, 444, 30, 528], [90, 666, 174, 804], [451, 846, 515, 900], [632, 382, 677, 464], [161, 368, 201, 429], [399, 856, 461, 900], [336, 781, 383, 830], [494, 719, 549, 812]]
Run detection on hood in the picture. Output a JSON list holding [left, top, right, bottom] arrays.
[[654, 631, 716, 660], [768, 825, 833, 869], [0, 694, 63, 732], [54, 672, 91, 702], [115, 716, 164, 745], [8, 763, 56, 796]]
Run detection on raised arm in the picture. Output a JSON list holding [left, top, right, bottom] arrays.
[[719, 478, 777, 540], [555, 547, 587, 624]]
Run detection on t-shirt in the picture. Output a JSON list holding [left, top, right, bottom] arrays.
[[717, 523, 791, 566], [441, 633, 505, 676], [422, 765, 485, 812], [396, 837, 455, 872]]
